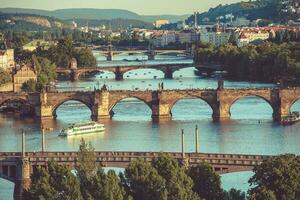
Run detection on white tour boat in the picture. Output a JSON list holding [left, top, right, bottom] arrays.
[[59, 122, 105, 136]]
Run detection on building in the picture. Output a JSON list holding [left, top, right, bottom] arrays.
[[235, 28, 270, 47], [0, 41, 15, 71], [151, 31, 177, 47], [154, 20, 169, 28], [178, 29, 200, 44], [200, 28, 231, 46], [13, 64, 37, 92]]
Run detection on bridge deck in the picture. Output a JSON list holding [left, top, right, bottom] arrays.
[[0, 151, 268, 167]]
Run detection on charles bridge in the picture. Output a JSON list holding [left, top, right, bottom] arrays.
[[56, 62, 218, 81], [0, 84, 300, 122]]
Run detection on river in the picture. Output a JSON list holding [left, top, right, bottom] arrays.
[[0, 54, 299, 199]]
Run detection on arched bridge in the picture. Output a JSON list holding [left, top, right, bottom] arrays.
[[0, 86, 300, 122], [93, 49, 192, 61], [0, 151, 269, 200], [56, 63, 215, 81]]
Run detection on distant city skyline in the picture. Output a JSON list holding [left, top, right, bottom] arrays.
[[1, 0, 241, 15]]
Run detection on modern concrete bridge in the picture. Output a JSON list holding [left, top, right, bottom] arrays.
[[0, 150, 269, 200], [0, 84, 299, 122]]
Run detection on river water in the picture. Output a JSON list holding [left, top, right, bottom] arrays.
[[0, 54, 299, 199]]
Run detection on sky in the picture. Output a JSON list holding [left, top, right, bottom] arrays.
[[0, 0, 241, 15]]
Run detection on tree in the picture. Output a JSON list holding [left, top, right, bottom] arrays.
[[188, 162, 223, 200], [47, 161, 83, 200], [24, 161, 83, 200], [223, 188, 246, 200], [76, 139, 126, 200], [21, 79, 37, 92], [74, 48, 96, 68], [76, 138, 98, 199], [32, 55, 57, 89], [24, 166, 58, 200], [248, 154, 300, 200], [0, 68, 12, 85], [122, 158, 168, 200], [248, 186, 276, 200], [152, 153, 200, 200], [91, 169, 126, 200]]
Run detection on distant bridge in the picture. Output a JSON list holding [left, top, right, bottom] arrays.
[[56, 63, 221, 81], [92, 49, 192, 61]]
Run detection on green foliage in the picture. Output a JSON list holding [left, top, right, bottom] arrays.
[[0, 68, 12, 86], [25, 161, 83, 200], [188, 162, 223, 200], [248, 154, 300, 200], [187, 0, 299, 24], [21, 79, 37, 92], [152, 153, 200, 200], [194, 42, 300, 83], [74, 48, 96, 68], [32, 55, 57, 89], [122, 158, 168, 200], [223, 188, 246, 200], [76, 138, 126, 200], [248, 186, 276, 200]]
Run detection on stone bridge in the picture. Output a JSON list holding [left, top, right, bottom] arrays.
[[0, 85, 300, 122], [56, 63, 214, 81], [93, 49, 191, 61], [0, 151, 269, 200]]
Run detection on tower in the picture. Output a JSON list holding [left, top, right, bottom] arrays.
[[194, 12, 198, 28]]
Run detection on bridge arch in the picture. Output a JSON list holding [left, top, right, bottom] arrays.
[[123, 68, 164, 79], [52, 99, 93, 119], [109, 96, 152, 118], [0, 98, 34, 116], [288, 98, 300, 113], [229, 95, 274, 119], [170, 96, 215, 119]]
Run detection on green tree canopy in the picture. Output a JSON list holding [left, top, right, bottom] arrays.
[[25, 161, 83, 200], [188, 162, 223, 200], [248, 154, 300, 200], [152, 153, 200, 200], [122, 158, 168, 200], [0, 68, 12, 86]]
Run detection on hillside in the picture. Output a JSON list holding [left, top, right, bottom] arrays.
[[0, 12, 67, 31], [67, 18, 153, 30], [0, 8, 188, 23], [186, 0, 300, 24]]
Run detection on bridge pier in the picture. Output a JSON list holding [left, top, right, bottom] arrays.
[[115, 72, 124, 80], [35, 92, 55, 121], [107, 52, 113, 61], [70, 69, 80, 81], [164, 71, 173, 79], [151, 91, 172, 122], [13, 158, 31, 200], [146, 51, 156, 61], [91, 90, 111, 121]]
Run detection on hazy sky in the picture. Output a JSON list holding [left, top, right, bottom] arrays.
[[0, 0, 241, 15]]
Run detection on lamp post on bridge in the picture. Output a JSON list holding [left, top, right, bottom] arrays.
[[181, 129, 185, 159], [195, 125, 199, 153], [22, 129, 25, 158], [41, 128, 45, 152]]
